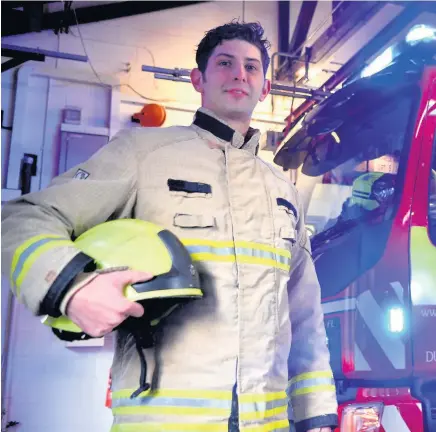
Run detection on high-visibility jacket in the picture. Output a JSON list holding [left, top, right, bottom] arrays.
[[1, 108, 338, 432]]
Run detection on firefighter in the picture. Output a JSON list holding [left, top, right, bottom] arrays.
[[1, 22, 338, 432]]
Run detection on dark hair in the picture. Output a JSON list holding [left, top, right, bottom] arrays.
[[195, 21, 271, 76]]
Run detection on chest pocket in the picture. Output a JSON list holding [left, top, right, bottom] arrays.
[[173, 213, 215, 228], [168, 179, 212, 199], [276, 197, 298, 248], [168, 179, 216, 229]]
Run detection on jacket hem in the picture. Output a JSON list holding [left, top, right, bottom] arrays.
[[295, 413, 338, 432], [38, 252, 94, 317]]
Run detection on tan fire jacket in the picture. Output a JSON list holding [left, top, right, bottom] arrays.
[[1, 108, 338, 432]]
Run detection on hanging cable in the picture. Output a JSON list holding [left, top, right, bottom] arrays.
[[69, 1, 178, 103], [276, 1, 345, 76], [71, 3, 108, 87]]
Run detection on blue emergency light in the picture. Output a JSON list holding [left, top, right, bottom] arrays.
[[405, 24, 436, 45], [388, 307, 404, 333]]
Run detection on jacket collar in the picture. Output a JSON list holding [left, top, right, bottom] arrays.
[[192, 107, 261, 154]]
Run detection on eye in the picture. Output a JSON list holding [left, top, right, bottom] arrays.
[[218, 60, 231, 67], [246, 64, 257, 71]]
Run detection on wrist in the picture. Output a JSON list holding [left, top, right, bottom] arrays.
[[61, 272, 99, 316]]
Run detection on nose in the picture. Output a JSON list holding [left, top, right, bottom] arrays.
[[232, 63, 247, 82]]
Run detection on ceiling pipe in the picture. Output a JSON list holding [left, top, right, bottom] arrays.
[[280, 2, 429, 139], [2, 1, 208, 37]]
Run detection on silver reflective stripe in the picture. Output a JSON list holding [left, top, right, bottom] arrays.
[[239, 397, 288, 413], [111, 396, 232, 410], [289, 377, 335, 394], [235, 247, 281, 261], [277, 255, 290, 266], [186, 245, 234, 255], [12, 237, 65, 284], [186, 245, 291, 266]]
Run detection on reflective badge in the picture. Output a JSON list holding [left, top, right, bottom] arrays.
[[74, 169, 90, 180]]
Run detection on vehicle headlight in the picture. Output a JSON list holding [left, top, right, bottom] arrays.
[[341, 402, 384, 431]]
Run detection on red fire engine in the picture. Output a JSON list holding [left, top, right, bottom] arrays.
[[274, 25, 436, 432]]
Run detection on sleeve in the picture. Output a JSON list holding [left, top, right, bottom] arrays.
[[287, 195, 339, 432], [1, 129, 139, 318]]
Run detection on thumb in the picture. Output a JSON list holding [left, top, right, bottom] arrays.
[[117, 270, 155, 285]]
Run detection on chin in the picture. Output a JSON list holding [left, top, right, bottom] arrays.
[[223, 107, 252, 120]]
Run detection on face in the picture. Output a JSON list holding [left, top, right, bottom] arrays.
[[191, 39, 271, 123]]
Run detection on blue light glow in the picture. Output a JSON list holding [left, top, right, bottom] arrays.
[[361, 47, 393, 78], [388, 307, 404, 333], [406, 25, 436, 45]]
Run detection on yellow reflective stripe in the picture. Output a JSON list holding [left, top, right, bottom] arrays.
[[189, 254, 289, 271], [15, 240, 72, 292], [236, 255, 289, 271], [189, 253, 235, 263], [111, 421, 289, 432], [112, 389, 289, 422], [111, 423, 228, 432], [112, 406, 229, 416], [182, 238, 291, 258], [237, 240, 290, 257], [239, 392, 287, 403], [11, 234, 63, 273], [11, 234, 63, 287], [111, 391, 232, 416], [11, 234, 73, 297], [291, 384, 336, 397], [182, 239, 291, 271], [112, 389, 232, 400], [242, 419, 290, 431], [288, 371, 335, 397], [240, 405, 287, 421], [289, 370, 333, 384], [239, 392, 288, 421]]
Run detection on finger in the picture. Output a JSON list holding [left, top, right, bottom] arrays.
[[123, 300, 144, 318], [86, 326, 112, 338]]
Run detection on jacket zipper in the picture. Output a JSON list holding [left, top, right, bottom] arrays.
[[224, 146, 240, 432]]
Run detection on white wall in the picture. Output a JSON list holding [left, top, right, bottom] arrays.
[[0, 2, 291, 431], [1, 68, 16, 189]]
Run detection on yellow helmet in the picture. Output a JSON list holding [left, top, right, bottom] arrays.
[[41, 219, 203, 397], [350, 172, 396, 211]]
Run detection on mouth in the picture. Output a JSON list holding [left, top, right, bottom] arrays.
[[225, 89, 249, 96]]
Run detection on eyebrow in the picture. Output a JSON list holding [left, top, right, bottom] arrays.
[[215, 53, 261, 64]]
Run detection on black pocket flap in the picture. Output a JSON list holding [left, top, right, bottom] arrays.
[[168, 179, 212, 194], [276, 197, 298, 219]]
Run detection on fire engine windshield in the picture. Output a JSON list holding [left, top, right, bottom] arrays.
[[288, 81, 417, 237], [282, 78, 420, 295]]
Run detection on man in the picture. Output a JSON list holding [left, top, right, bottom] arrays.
[[2, 22, 338, 432]]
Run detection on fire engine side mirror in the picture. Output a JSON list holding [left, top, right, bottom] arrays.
[[306, 117, 343, 137]]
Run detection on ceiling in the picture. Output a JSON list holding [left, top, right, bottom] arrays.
[[2, 0, 436, 130], [1, 1, 207, 37], [274, 0, 436, 132]]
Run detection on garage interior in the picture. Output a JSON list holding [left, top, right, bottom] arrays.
[[1, 1, 436, 431]]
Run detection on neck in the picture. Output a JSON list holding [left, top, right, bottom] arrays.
[[225, 117, 251, 136], [201, 106, 252, 136]]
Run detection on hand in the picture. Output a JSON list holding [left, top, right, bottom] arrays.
[[66, 270, 153, 337]]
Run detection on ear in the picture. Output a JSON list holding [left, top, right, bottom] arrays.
[[259, 78, 271, 102], [190, 68, 204, 93]]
